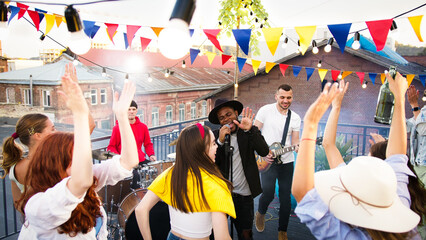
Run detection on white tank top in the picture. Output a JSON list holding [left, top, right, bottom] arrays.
[[9, 164, 25, 193], [168, 205, 212, 238]]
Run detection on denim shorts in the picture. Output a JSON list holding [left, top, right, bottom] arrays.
[[167, 231, 186, 240]]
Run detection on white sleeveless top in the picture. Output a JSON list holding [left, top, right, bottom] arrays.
[[9, 164, 25, 193], [168, 206, 212, 238]]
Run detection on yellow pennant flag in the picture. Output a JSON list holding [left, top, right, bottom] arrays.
[[406, 74, 415, 86], [44, 14, 55, 35], [151, 27, 164, 37], [262, 27, 283, 56], [380, 73, 386, 84], [318, 69, 328, 82], [408, 15, 423, 42], [341, 71, 352, 79], [251, 59, 261, 75], [54, 15, 63, 27], [265, 62, 276, 73], [295, 26, 317, 55], [206, 52, 216, 65]]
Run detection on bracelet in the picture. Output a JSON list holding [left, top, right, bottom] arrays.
[[301, 138, 316, 142], [412, 107, 419, 111]]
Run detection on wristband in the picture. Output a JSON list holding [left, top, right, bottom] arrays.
[[412, 107, 419, 111], [301, 138, 316, 142]]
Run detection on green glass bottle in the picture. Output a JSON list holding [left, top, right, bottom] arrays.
[[374, 67, 397, 125]]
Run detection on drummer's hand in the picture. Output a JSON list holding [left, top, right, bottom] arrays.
[[149, 155, 157, 162]]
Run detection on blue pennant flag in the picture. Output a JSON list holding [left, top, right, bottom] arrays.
[[305, 67, 315, 81], [419, 75, 426, 87], [38, 13, 45, 23], [232, 29, 252, 55], [90, 25, 100, 39], [293, 66, 302, 78], [9, 6, 20, 24], [189, 29, 194, 37], [190, 48, 200, 64], [368, 73, 377, 85], [237, 57, 247, 72], [328, 23, 352, 53], [123, 33, 129, 49], [83, 20, 96, 38]]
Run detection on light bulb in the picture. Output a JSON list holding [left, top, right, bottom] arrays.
[[159, 19, 191, 59], [422, 95, 426, 102], [73, 59, 79, 66], [324, 44, 331, 53], [182, 60, 186, 68], [165, 71, 170, 78], [352, 40, 360, 50], [68, 31, 92, 55], [312, 47, 319, 54], [338, 74, 342, 79], [317, 60, 322, 68], [148, 74, 153, 82], [102, 68, 107, 77], [281, 42, 288, 49], [362, 82, 367, 89]]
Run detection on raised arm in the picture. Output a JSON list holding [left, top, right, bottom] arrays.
[[407, 85, 420, 120], [322, 80, 349, 169], [59, 72, 92, 198], [387, 72, 408, 158], [113, 81, 139, 170], [292, 83, 340, 203]]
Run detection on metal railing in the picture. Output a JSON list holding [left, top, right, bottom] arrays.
[[0, 120, 389, 239]]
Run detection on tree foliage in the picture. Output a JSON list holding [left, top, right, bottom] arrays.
[[218, 0, 270, 56]]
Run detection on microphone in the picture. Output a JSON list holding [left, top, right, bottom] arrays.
[[224, 124, 230, 148]]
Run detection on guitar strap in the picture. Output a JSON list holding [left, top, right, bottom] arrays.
[[280, 109, 291, 146]]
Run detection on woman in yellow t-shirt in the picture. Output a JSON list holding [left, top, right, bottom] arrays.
[[135, 123, 235, 240]]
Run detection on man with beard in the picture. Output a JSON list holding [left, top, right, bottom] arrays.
[[208, 99, 269, 240], [254, 84, 301, 240]]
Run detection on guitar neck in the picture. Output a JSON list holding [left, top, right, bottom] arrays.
[[274, 144, 298, 156]]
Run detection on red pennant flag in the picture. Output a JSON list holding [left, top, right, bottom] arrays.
[[204, 29, 223, 52], [356, 72, 365, 85], [17, 3, 29, 9], [279, 64, 289, 77], [331, 70, 340, 81], [126, 25, 141, 48], [27, 10, 40, 31], [105, 23, 119, 44], [18, 8, 26, 20], [140, 37, 152, 52], [366, 19, 393, 51], [222, 54, 231, 65]]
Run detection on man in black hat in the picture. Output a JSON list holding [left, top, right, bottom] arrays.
[[208, 99, 269, 240]]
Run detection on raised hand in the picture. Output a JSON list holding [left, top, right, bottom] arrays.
[[332, 80, 349, 108], [65, 63, 78, 83], [59, 73, 88, 115], [407, 85, 419, 107], [368, 133, 386, 145], [234, 107, 254, 131], [113, 81, 136, 120], [304, 82, 340, 125]]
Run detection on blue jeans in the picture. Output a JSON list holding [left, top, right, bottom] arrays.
[[167, 232, 186, 240], [258, 162, 294, 231], [231, 194, 254, 240]]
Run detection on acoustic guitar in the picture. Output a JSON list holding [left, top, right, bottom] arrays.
[[256, 137, 322, 173]]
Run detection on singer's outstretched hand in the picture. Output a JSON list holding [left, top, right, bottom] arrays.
[[234, 107, 254, 131]]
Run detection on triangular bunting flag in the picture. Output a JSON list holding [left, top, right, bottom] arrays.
[[279, 64, 289, 77], [408, 15, 424, 42], [365, 19, 393, 51], [341, 71, 352, 79], [16, 3, 29, 9], [328, 23, 351, 53], [331, 70, 340, 81], [27, 10, 40, 31], [318, 69, 328, 82], [406, 74, 415, 86], [35, 9, 47, 23], [55, 15, 63, 27], [252, 59, 261, 75], [206, 52, 216, 65], [105, 23, 119, 44], [237, 57, 247, 73], [262, 27, 283, 56], [380, 73, 386, 84], [123, 33, 129, 49], [17, 3, 28, 20], [127, 25, 141, 48], [305, 67, 315, 81], [18, 8, 26, 20], [232, 29, 252, 55], [189, 29, 194, 37], [368, 73, 377, 85], [293, 66, 302, 78], [190, 48, 200, 64], [419, 74, 426, 87], [222, 54, 231, 65], [8, 6, 20, 24], [356, 72, 365, 85], [35, 8, 47, 13], [151, 27, 164, 37], [265, 62, 276, 73], [91, 25, 100, 39], [140, 37, 152, 52], [38, 13, 45, 23], [44, 14, 55, 35], [204, 29, 223, 52], [295, 26, 317, 55], [83, 20, 96, 38]]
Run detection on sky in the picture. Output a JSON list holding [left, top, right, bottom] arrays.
[[2, 0, 426, 59]]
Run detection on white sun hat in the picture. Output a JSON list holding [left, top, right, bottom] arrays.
[[314, 156, 420, 233]]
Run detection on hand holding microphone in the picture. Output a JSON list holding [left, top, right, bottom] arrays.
[[219, 123, 231, 143]]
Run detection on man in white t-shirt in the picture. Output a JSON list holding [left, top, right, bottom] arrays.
[[254, 84, 301, 240]]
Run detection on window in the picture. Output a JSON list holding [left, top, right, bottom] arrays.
[[91, 89, 97, 105], [201, 100, 207, 117], [152, 107, 159, 127], [179, 104, 185, 122], [6, 88, 15, 103], [100, 88, 107, 104], [42, 90, 51, 107], [166, 105, 173, 124], [22, 89, 32, 105], [191, 102, 196, 119], [137, 108, 144, 123]]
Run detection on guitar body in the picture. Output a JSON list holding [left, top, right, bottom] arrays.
[[256, 154, 272, 173]]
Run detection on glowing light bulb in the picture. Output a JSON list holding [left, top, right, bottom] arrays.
[[362, 82, 367, 89], [312, 47, 319, 54], [73, 59, 79, 66], [148, 74, 153, 82], [159, 19, 191, 59], [352, 40, 361, 50], [324, 44, 331, 53], [68, 31, 92, 55]]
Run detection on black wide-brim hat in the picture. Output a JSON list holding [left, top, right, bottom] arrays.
[[208, 98, 243, 124]]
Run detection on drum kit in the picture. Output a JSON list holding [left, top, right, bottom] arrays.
[[96, 151, 176, 240]]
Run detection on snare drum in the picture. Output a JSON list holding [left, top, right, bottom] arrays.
[[117, 189, 170, 240], [97, 177, 132, 213], [148, 160, 175, 174]]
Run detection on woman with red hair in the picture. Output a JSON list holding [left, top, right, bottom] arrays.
[[17, 73, 138, 239]]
